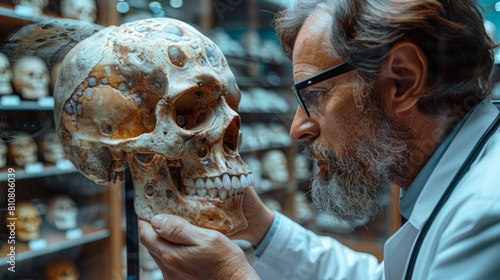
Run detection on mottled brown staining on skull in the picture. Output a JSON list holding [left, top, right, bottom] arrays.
[[119, 45, 129, 58], [168, 46, 187, 68], [140, 67, 168, 98]]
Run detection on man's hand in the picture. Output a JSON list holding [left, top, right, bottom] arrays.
[[139, 214, 260, 280]]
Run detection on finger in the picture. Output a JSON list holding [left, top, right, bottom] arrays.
[[139, 220, 187, 275], [151, 214, 216, 245], [138, 219, 175, 258]]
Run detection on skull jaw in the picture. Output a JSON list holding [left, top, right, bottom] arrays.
[[134, 185, 248, 236], [18, 229, 40, 242]]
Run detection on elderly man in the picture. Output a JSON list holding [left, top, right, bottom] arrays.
[[139, 0, 500, 279]]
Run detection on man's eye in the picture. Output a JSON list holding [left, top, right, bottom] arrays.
[[302, 90, 323, 107]]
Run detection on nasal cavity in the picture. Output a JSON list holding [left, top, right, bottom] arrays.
[[223, 116, 240, 154]]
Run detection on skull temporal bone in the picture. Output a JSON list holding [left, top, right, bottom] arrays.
[[54, 18, 253, 235]]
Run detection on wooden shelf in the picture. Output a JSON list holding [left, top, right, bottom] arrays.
[[0, 1, 124, 278], [0, 4, 59, 27], [0, 97, 54, 111], [0, 226, 109, 265], [0, 160, 76, 182]]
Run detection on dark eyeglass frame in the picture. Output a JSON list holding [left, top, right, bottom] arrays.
[[292, 62, 356, 117]]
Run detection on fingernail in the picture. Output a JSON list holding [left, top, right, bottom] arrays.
[[151, 215, 165, 230]]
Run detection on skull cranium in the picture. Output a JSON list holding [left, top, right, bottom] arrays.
[[46, 195, 78, 230], [44, 259, 80, 280], [12, 55, 50, 100], [8, 132, 38, 167], [54, 18, 253, 235], [41, 130, 66, 163], [14, 201, 42, 241], [0, 52, 13, 95], [60, 0, 97, 23]]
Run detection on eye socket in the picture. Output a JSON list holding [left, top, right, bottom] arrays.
[[173, 89, 216, 130], [134, 153, 155, 164]]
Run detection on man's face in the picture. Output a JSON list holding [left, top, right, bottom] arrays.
[[290, 8, 410, 226]]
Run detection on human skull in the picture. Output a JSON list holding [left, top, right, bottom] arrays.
[[41, 130, 66, 163], [139, 242, 159, 271], [262, 149, 289, 183], [12, 56, 50, 100], [14, 201, 42, 241], [53, 18, 254, 235], [295, 153, 312, 181], [0, 138, 7, 169], [60, 0, 97, 23], [0, 52, 13, 95], [46, 195, 78, 230], [44, 259, 80, 280], [8, 132, 38, 167]]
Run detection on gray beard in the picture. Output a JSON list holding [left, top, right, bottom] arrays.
[[305, 115, 409, 228]]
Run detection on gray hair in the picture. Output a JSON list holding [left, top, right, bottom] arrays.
[[274, 0, 496, 115]]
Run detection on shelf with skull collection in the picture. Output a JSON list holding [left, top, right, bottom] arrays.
[[0, 1, 123, 279]]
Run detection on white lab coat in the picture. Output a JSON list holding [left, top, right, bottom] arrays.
[[253, 99, 500, 280]]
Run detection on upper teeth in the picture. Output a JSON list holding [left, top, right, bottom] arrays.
[[183, 173, 254, 200]]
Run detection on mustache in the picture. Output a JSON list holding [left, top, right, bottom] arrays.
[[303, 140, 338, 164]]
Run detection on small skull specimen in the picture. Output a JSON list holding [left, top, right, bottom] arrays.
[[13, 201, 42, 241], [44, 259, 80, 280], [0, 138, 7, 169], [12, 0, 48, 16], [46, 195, 78, 230], [262, 149, 289, 183], [41, 130, 66, 163], [12, 56, 50, 100], [0, 19, 103, 73], [60, 0, 97, 23], [8, 131, 38, 167], [0, 52, 13, 95], [53, 18, 254, 235]]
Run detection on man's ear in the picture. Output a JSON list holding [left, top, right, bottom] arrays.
[[378, 41, 427, 115]]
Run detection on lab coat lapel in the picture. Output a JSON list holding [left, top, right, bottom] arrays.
[[410, 100, 499, 230], [384, 100, 499, 279], [384, 100, 498, 279], [384, 222, 419, 279]]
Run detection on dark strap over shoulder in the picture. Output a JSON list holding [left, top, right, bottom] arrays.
[[405, 100, 500, 279]]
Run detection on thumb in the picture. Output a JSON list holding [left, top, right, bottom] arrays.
[[151, 214, 202, 245]]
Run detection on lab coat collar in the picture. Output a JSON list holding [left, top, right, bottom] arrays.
[[384, 99, 499, 280], [409, 99, 499, 229]]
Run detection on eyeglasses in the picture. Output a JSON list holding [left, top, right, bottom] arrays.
[[292, 62, 356, 117]]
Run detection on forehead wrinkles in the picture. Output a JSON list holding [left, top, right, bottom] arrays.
[[293, 8, 342, 81], [292, 6, 339, 59]]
